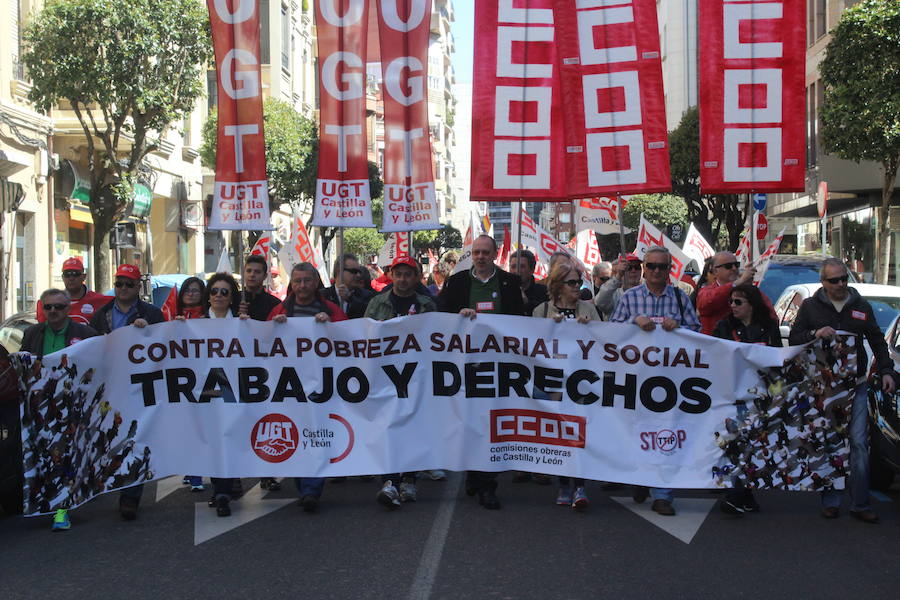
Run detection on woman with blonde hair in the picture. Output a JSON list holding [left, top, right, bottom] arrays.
[[533, 262, 601, 508]]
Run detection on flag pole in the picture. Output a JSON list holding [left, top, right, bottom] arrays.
[[617, 194, 626, 258]]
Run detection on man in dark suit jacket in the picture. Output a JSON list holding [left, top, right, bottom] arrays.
[[22, 289, 99, 357], [437, 235, 524, 510]]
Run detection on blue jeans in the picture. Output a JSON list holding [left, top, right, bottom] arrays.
[[822, 383, 870, 512], [294, 477, 325, 498], [650, 488, 673, 503]]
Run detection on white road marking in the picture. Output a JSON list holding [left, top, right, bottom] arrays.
[[611, 496, 717, 544], [193, 480, 293, 546], [406, 473, 463, 600], [154, 476, 185, 502]]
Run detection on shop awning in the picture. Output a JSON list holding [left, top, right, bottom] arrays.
[[0, 177, 24, 213], [59, 159, 91, 203], [0, 148, 32, 177]]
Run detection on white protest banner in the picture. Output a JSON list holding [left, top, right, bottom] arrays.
[[574, 197, 631, 235], [510, 206, 579, 279], [751, 227, 786, 284], [575, 229, 602, 270], [14, 318, 855, 516], [634, 215, 691, 282], [206, 0, 271, 230], [277, 214, 330, 284], [682, 224, 716, 268], [451, 212, 483, 275], [377, 232, 410, 266]]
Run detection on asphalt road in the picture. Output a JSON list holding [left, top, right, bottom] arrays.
[[2, 474, 900, 599]]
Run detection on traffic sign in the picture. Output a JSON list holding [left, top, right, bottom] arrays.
[[756, 214, 769, 240], [752, 193, 767, 211], [817, 182, 828, 218]]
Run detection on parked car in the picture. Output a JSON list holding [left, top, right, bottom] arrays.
[[0, 311, 38, 353], [758, 254, 857, 306], [870, 314, 900, 490], [772, 282, 900, 346]]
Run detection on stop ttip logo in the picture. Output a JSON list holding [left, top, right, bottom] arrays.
[[640, 429, 687, 456], [251, 414, 299, 463]]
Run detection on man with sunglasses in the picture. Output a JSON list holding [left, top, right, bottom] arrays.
[[89, 264, 163, 521], [596, 253, 644, 320], [789, 258, 894, 524], [36, 257, 112, 325], [609, 246, 700, 516], [697, 251, 765, 334], [323, 254, 376, 318]]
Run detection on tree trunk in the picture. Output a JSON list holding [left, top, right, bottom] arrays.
[[876, 157, 899, 284], [93, 224, 111, 293]]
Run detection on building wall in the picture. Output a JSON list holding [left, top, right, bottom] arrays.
[[657, 0, 698, 130]]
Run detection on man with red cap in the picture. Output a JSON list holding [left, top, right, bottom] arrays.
[[595, 253, 643, 319], [364, 256, 438, 509], [36, 257, 111, 325], [89, 264, 164, 520]]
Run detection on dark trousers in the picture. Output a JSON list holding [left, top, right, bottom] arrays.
[[211, 477, 236, 498], [466, 471, 498, 492], [381, 473, 416, 484], [120, 484, 143, 502]]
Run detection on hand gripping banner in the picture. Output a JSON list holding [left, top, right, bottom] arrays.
[[207, 0, 271, 230], [378, 0, 440, 233], [699, 0, 806, 193], [553, 0, 670, 196], [12, 318, 857, 516], [313, 0, 374, 228]]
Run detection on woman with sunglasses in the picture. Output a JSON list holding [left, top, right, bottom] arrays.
[[712, 283, 782, 515], [533, 263, 601, 509], [166, 277, 207, 491], [203, 273, 242, 516]]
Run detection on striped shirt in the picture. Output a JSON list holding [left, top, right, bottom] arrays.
[[609, 283, 700, 331]]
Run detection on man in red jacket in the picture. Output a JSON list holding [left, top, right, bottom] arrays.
[[696, 251, 764, 334], [36, 257, 111, 325]]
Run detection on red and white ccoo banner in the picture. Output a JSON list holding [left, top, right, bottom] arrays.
[[574, 196, 631, 234], [313, 0, 374, 228], [378, 0, 439, 232], [207, 0, 271, 230], [554, 0, 670, 196], [471, 1, 568, 201], [699, 0, 806, 193]]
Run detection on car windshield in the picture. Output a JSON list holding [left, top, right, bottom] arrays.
[[866, 296, 900, 334], [760, 264, 856, 304]]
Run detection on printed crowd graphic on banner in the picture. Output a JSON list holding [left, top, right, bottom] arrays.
[[378, 0, 440, 232], [574, 197, 631, 235], [206, 0, 271, 230], [12, 317, 856, 516], [470, 1, 670, 202], [313, 0, 374, 228], [699, 0, 805, 193]]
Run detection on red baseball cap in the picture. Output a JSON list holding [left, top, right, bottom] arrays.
[[390, 256, 418, 271], [624, 253, 643, 263], [114, 264, 141, 280], [62, 257, 84, 272]]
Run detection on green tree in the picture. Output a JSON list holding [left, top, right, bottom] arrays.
[[621, 194, 689, 251], [342, 227, 386, 260], [820, 0, 900, 283], [22, 0, 212, 290], [434, 224, 463, 253], [669, 106, 747, 250]]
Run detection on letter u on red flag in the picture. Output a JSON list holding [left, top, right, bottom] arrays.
[[207, 0, 271, 231]]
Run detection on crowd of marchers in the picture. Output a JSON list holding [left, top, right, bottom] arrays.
[[14, 234, 892, 531]]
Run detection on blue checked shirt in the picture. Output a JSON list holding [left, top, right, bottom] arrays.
[[609, 283, 701, 331]]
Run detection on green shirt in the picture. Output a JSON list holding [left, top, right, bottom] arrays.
[[468, 269, 503, 314], [42, 321, 69, 356]]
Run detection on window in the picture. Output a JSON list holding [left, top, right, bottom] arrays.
[[281, 4, 290, 72], [206, 70, 218, 111], [260, 0, 270, 64]]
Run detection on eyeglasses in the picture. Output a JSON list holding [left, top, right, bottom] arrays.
[[644, 262, 671, 271], [728, 298, 745, 306], [564, 279, 582, 287], [823, 275, 849, 284], [597, 276, 610, 283], [114, 280, 136, 288], [715, 262, 740, 270], [344, 267, 361, 274], [209, 287, 231, 297], [62, 270, 82, 278], [625, 264, 642, 272], [43, 303, 68, 312]]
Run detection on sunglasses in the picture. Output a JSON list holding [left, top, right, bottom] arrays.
[[625, 264, 642, 272], [823, 275, 849, 284], [716, 262, 740, 270], [209, 287, 231, 297], [62, 270, 83, 278], [114, 280, 136, 288], [43, 303, 69, 312], [728, 298, 745, 306], [564, 279, 582, 287], [597, 276, 611, 282], [644, 262, 671, 271]]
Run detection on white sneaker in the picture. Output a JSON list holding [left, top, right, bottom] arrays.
[[377, 480, 401, 508], [399, 481, 418, 502], [423, 470, 447, 481]]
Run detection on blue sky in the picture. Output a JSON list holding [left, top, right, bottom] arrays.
[[450, 1, 474, 83]]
